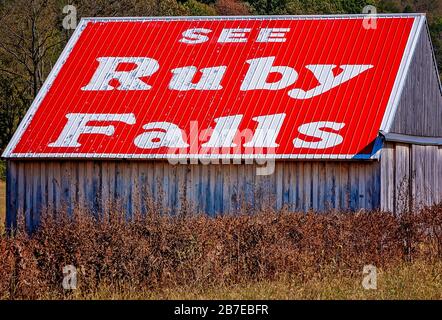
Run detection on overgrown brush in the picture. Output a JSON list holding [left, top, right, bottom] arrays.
[[0, 203, 441, 299]]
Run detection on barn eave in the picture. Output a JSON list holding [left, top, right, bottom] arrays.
[[380, 131, 442, 146]]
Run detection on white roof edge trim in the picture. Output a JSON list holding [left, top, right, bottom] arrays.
[[6, 153, 376, 160], [380, 131, 442, 146], [379, 15, 425, 133], [1, 19, 90, 159], [79, 13, 427, 22]]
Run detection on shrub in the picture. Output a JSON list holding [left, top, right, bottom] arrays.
[[0, 203, 441, 299]]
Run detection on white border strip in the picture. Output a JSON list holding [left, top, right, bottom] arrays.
[[7, 153, 372, 160], [2, 14, 425, 160], [379, 15, 425, 132], [81, 13, 425, 22]]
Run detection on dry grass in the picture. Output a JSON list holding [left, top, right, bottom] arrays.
[[66, 261, 442, 300], [0, 203, 441, 300]]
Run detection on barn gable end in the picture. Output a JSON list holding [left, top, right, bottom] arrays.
[[388, 23, 442, 137]]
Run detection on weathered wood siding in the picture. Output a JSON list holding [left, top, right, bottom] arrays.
[[380, 142, 442, 212], [6, 142, 442, 231], [390, 26, 442, 137], [6, 160, 381, 230]]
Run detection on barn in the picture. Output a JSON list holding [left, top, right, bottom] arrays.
[[2, 14, 442, 231]]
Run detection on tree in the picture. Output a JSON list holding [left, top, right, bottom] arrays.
[[0, 0, 63, 99], [0, 74, 26, 149], [182, 0, 217, 15], [429, 16, 442, 76], [246, 0, 287, 14], [0, 0, 64, 153], [215, 0, 251, 15]]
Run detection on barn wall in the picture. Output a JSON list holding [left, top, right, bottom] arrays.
[[389, 26, 442, 137], [380, 142, 442, 212], [6, 160, 381, 230]]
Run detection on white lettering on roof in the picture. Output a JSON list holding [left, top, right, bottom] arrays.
[[179, 28, 291, 44], [82, 56, 372, 100], [48, 113, 345, 150]]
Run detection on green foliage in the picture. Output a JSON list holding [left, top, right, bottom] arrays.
[[0, 74, 27, 150], [340, 0, 376, 13], [247, 0, 377, 15], [0, 160, 5, 181], [182, 0, 217, 15], [429, 16, 442, 77], [284, 0, 344, 15], [246, 0, 287, 14], [376, 0, 402, 13]]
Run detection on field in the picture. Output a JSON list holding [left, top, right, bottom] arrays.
[[1, 203, 441, 300], [66, 261, 442, 299], [0, 181, 5, 232]]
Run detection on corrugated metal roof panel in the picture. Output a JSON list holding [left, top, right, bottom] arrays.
[[2, 15, 425, 159]]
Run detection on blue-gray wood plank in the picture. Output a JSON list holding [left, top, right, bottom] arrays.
[[6, 143, 442, 232]]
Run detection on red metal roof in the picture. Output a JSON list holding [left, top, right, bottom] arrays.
[[2, 15, 425, 159]]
